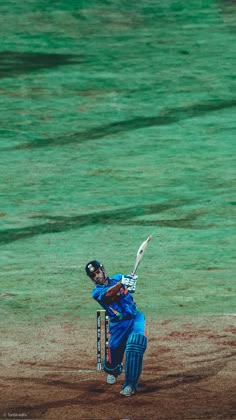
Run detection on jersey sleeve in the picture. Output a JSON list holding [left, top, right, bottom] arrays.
[[92, 285, 109, 303]]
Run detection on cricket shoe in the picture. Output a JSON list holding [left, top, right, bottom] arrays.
[[120, 385, 135, 397], [106, 374, 117, 385]]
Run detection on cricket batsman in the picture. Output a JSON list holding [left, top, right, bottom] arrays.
[[85, 260, 147, 397]]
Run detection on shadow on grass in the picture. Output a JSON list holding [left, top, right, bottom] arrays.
[[0, 199, 201, 245], [0, 51, 84, 79], [8, 98, 236, 150]]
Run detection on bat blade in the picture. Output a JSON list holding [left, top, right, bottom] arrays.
[[132, 235, 152, 274]]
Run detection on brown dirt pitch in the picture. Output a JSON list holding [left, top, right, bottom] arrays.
[[0, 315, 235, 420]]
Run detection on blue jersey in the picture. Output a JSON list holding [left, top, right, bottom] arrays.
[[92, 273, 138, 322]]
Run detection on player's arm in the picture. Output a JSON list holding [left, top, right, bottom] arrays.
[[105, 274, 138, 297], [105, 281, 123, 297]]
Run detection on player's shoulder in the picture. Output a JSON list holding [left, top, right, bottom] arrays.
[[91, 285, 102, 299], [109, 273, 123, 282]]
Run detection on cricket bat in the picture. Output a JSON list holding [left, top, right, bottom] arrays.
[[132, 235, 152, 274]]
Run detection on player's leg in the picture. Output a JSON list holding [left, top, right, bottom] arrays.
[[132, 311, 146, 335], [104, 320, 131, 384], [121, 333, 147, 395], [121, 312, 147, 396], [104, 342, 125, 384]]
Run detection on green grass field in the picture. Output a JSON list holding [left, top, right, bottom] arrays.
[[0, 1, 235, 418], [0, 0, 235, 338]]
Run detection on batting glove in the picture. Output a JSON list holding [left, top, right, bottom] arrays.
[[121, 274, 138, 292]]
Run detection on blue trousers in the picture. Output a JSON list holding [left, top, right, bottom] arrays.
[[108, 311, 146, 367]]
